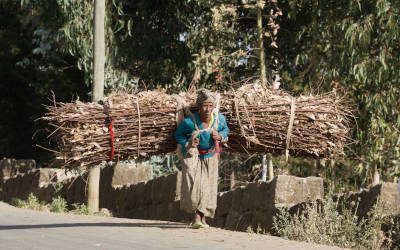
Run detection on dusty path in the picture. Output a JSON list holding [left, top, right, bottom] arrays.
[[0, 202, 341, 250]]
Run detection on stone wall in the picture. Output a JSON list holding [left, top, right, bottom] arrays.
[[0, 159, 152, 205], [0, 158, 37, 199], [103, 173, 325, 232], [111, 162, 153, 188], [3, 158, 398, 234], [108, 172, 189, 221], [61, 162, 153, 206], [211, 175, 324, 231], [339, 182, 400, 217], [0, 158, 36, 180], [0, 159, 325, 232], [1, 168, 80, 203]]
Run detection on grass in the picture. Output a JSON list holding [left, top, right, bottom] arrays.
[[69, 203, 90, 215], [49, 196, 68, 213], [273, 196, 397, 249], [9, 193, 110, 217], [10, 193, 47, 211]]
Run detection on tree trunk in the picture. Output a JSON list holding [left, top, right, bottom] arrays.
[[329, 159, 335, 190], [310, 159, 318, 176], [257, 0, 267, 85], [372, 166, 380, 186], [319, 158, 326, 178], [230, 169, 236, 190], [88, 0, 105, 213], [257, 1, 271, 180]]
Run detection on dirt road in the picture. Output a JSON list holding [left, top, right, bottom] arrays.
[[0, 202, 341, 249]]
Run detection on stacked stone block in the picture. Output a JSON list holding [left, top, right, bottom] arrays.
[[4, 157, 398, 235], [113, 172, 190, 221], [211, 175, 324, 232]]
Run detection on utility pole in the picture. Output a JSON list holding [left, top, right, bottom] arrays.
[[88, 0, 105, 213]]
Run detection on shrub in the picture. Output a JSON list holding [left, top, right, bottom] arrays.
[[273, 196, 392, 249], [49, 196, 67, 213], [10, 193, 47, 211], [385, 216, 400, 249], [10, 198, 25, 208], [70, 203, 90, 215]]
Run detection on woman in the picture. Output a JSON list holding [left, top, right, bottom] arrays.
[[175, 89, 229, 229]]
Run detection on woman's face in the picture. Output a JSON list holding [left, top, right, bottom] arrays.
[[199, 102, 214, 120]]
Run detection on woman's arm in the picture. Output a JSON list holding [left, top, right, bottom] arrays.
[[217, 114, 229, 142], [175, 118, 194, 154]]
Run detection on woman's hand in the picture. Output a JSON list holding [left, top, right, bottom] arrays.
[[211, 129, 222, 141], [189, 135, 200, 148]]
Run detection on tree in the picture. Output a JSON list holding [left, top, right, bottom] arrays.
[[4, 0, 399, 191], [0, 0, 89, 161], [276, 0, 400, 185]]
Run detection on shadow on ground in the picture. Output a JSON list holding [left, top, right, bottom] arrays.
[[0, 222, 188, 230]]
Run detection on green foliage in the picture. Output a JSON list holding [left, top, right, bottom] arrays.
[[276, 0, 400, 184], [94, 208, 111, 217], [149, 154, 179, 178], [0, 0, 89, 161], [51, 182, 65, 195], [55, 0, 138, 89], [49, 196, 67, 213], [185, 2, 240, 89], [9, 198, 26, 208], [70, 203, 90, 215], [273, 196, 393, 249], [9, 195, 104, 216], [10, 193, 47, 211], [2, 0, 399, 190], [388, 216, 400, 248]]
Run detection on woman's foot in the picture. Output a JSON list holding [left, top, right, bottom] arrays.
[[191, 212, 203, 229], [193, 212, 202, 223], [190, 210, 209, 229], [201, 215, 210, 228], [191, 221, 205, 229]]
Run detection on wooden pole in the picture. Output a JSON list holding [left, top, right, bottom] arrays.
[[261, 155, 267, 181], [88, 0, 105, 213], [92, 0, 105, 103], [267, 155, 274, 181]]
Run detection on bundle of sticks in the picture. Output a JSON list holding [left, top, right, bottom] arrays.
[[42, 83, 352, 169], [222, 84, 352, 158]]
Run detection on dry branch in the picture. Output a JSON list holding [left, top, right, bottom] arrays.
[[41, 83, 351, 169]]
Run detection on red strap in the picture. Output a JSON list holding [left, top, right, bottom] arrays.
[[198, 148, 215, 155], [108, 119, 115, 161], [216, 141, 222, 153]]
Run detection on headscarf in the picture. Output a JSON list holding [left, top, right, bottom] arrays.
[[196, 88, 216, 106]]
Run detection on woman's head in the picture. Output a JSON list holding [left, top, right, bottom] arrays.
[[198, 101, 214, 120], [196, 89, 216, 120]]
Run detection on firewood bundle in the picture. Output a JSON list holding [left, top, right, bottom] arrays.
[[221, 84, 351, 158], [42, 83, 351, 169]]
